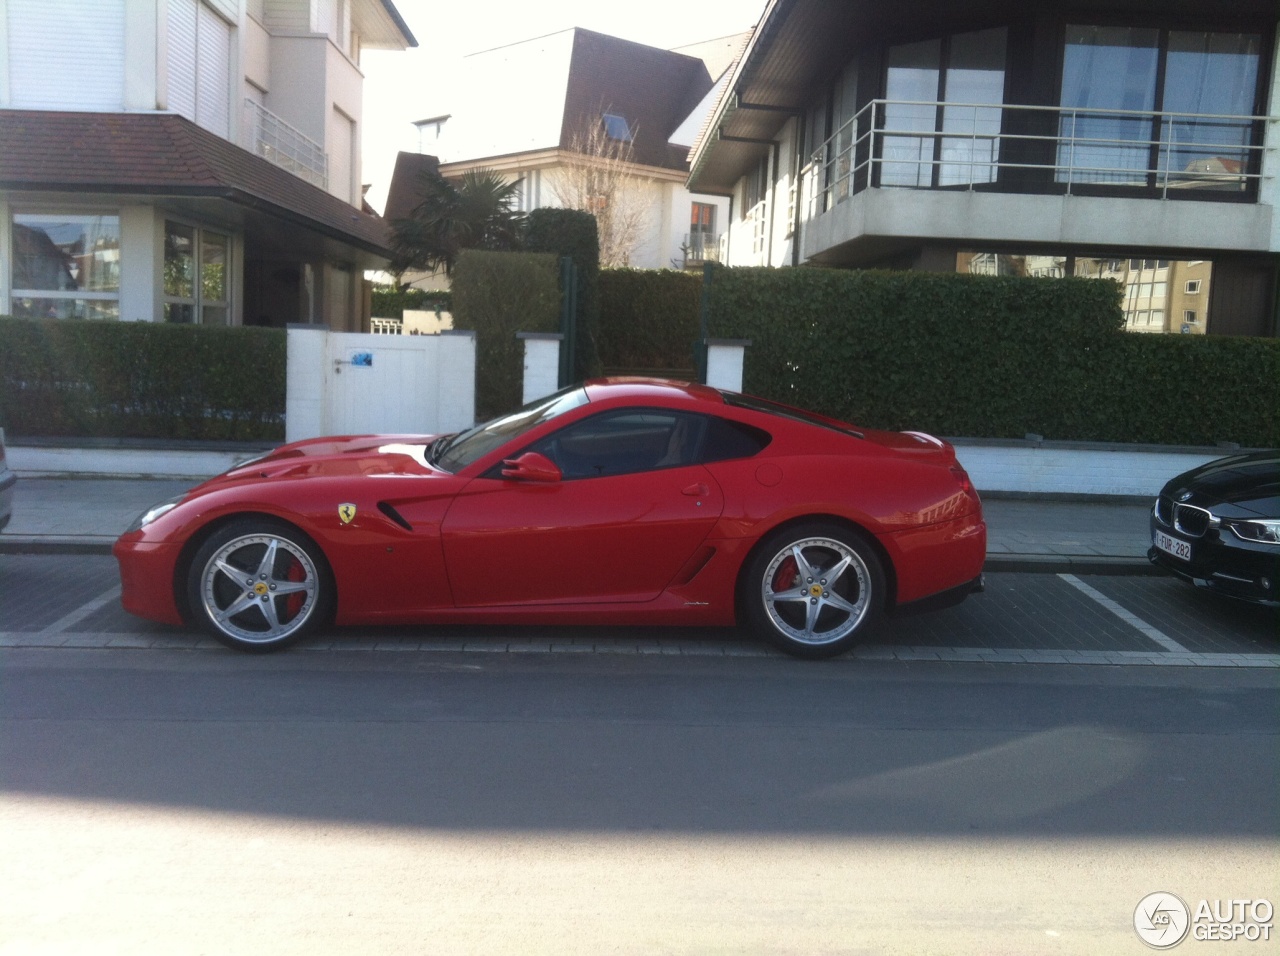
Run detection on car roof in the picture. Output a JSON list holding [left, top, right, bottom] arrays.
[[582, 377, 726, 407]]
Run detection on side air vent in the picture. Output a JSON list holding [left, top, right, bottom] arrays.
[[377, 502, 413, 531]]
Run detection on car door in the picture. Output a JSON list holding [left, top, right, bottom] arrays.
[[440, 409, 725, 607]]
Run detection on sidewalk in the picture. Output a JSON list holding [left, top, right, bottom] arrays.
[[0, 476, 1157, 572]]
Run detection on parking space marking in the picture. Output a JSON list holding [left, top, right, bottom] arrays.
[[37, 587, 122, 637], [1057, 574, 1189, 653]]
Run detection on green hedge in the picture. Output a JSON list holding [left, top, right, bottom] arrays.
[[371, 285, 452, 317], [597, 269, 701, 373], [705, 267, 1280, 447], [0, 317, 285, 441], [452, 250, 560, 419], [525, 208, 600, 379]]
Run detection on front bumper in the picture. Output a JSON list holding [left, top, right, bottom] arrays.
[[113, 533, 186, 625], [1149, 515, 1280, 607]]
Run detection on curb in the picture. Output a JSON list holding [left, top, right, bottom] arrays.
[[0, 537, 116, 556]]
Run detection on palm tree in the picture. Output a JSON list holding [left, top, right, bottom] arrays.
[[389, 168, 525, 278]]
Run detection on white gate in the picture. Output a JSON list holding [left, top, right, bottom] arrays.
[[286, 326, 476, 442]]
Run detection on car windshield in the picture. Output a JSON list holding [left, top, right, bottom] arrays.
[[435, 386, 590, 473]]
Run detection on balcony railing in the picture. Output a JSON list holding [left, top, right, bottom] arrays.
[[682, 232, 723, 267], [804, 98, 1275, 218], [243, 99, 328, 190]]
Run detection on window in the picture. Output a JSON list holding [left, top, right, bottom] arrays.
[[530, 410, 705, 480], [688, 202, 717, 260], [168, 0, 233, 138], [602, 113, 633, 142], [959, 251, 1214, 335], [1185, 310, 1197, 324], [164, 221, 230, 324], [7, 0, 125, 110], [881, 27, 1007, 188], [1057, 25, 1261, 191], [10, 214, 120, 319]]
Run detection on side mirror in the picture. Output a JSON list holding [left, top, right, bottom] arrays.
[[500, 451, 562, 482]]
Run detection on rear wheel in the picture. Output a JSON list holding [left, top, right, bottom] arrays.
[[743, 522, 885, 659], [186, 518, 332, 652]]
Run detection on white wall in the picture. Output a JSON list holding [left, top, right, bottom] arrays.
[[287, 326, 477, 440]]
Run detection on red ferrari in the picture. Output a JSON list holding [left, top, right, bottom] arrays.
[[114, 379, 986, 658]]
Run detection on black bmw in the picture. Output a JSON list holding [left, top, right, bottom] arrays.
[[1149, 450, 1280, 607]]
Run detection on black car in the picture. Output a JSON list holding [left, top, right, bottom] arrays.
[[1149, 450, 1280, 607]]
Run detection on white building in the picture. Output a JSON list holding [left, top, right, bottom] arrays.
[[0, 0, 416, 331], [387, 28, 744, 272]]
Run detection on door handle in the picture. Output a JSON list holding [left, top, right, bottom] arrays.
[[682, 482, 709, 497]]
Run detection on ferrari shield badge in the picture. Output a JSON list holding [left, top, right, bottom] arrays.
[[338, 503, 357, 524]]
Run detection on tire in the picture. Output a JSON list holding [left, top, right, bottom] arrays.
[[186, 518, 332, 652], [743, 522, 885, 659]]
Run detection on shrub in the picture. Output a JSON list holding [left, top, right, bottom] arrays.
[[524, 208, 600, 380], [0, 317, 285, 441], [451, 250, 560, 419], [371, 285, 452, 317], [597, 269, 701, 373], [704, 267, 1280, 447]]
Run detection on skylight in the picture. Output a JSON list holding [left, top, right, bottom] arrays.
[[602, 113, 633, 142]]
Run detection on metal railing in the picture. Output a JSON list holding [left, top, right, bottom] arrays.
[[244, 99, 328, 190], [682, 232, 723, 267], [804, 98, 1274, 218]]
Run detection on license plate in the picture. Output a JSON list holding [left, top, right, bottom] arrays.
[[1154, 529, 1192, 562]]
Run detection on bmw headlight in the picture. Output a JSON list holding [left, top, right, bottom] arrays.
[[1227, 519, 1280, 545], [127, 496, 184, 533]]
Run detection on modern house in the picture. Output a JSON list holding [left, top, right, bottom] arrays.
[[386, 28, 745, 272], [0, 0, 416, 331], [688, 0, 1280, 337]]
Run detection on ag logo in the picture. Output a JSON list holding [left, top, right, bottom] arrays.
[[338, 503, 357, 524], [1135, 892, 1190, 949]]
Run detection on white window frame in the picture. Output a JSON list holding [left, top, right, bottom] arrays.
[[1185, 279, 1202, 294], [163, 219, 232, 325], [9, 211, 122, 320]]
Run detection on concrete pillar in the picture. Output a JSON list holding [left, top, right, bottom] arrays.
[[437, 330, 477, 430], [517, 332, 564, 405], [705, 338, 751, 393], [286, 324, 329, 442]]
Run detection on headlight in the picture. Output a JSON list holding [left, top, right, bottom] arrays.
[[127, 496, 184, 533], [1227, 519, 1280, 545]]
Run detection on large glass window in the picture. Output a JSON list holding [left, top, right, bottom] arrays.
[[164, 220, 230, 324], [958, 250, 1212, 334], [10, 214, 120, 320], [1161, 32, 1260, 191], [881, 28, 1007, 188], [1058, 25, 1261, 191]]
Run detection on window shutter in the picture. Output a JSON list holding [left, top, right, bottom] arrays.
[[8, 0, 125, 110], [195, 2, 232, 138], [167, 0, 198, 121]]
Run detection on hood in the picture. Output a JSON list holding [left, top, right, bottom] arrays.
[[1162, 451, 1280, 519], [200, 434, 442, 488]]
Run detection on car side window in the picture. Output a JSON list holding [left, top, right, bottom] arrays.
[[529, 410, 706, 480], [701, 416, 772, 463]]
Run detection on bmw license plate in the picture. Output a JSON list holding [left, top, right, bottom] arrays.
[[1154, 529, 1192, 562]]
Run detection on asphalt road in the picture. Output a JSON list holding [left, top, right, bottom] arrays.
[[1, 555, 1277, 954]]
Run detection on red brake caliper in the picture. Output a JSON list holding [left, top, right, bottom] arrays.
[[284, 558, 306, 619]]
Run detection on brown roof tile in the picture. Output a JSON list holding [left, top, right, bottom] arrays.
[[560, 29, 714, 171], [0, 109, 392, 255]]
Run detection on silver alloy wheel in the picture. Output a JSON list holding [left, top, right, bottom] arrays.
[[760, 535, 871, 646], [198, 532, 319, 645]]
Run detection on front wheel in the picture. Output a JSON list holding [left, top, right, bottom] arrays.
[[186, 518, 332, 652], [743, 523, 885, 659]]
